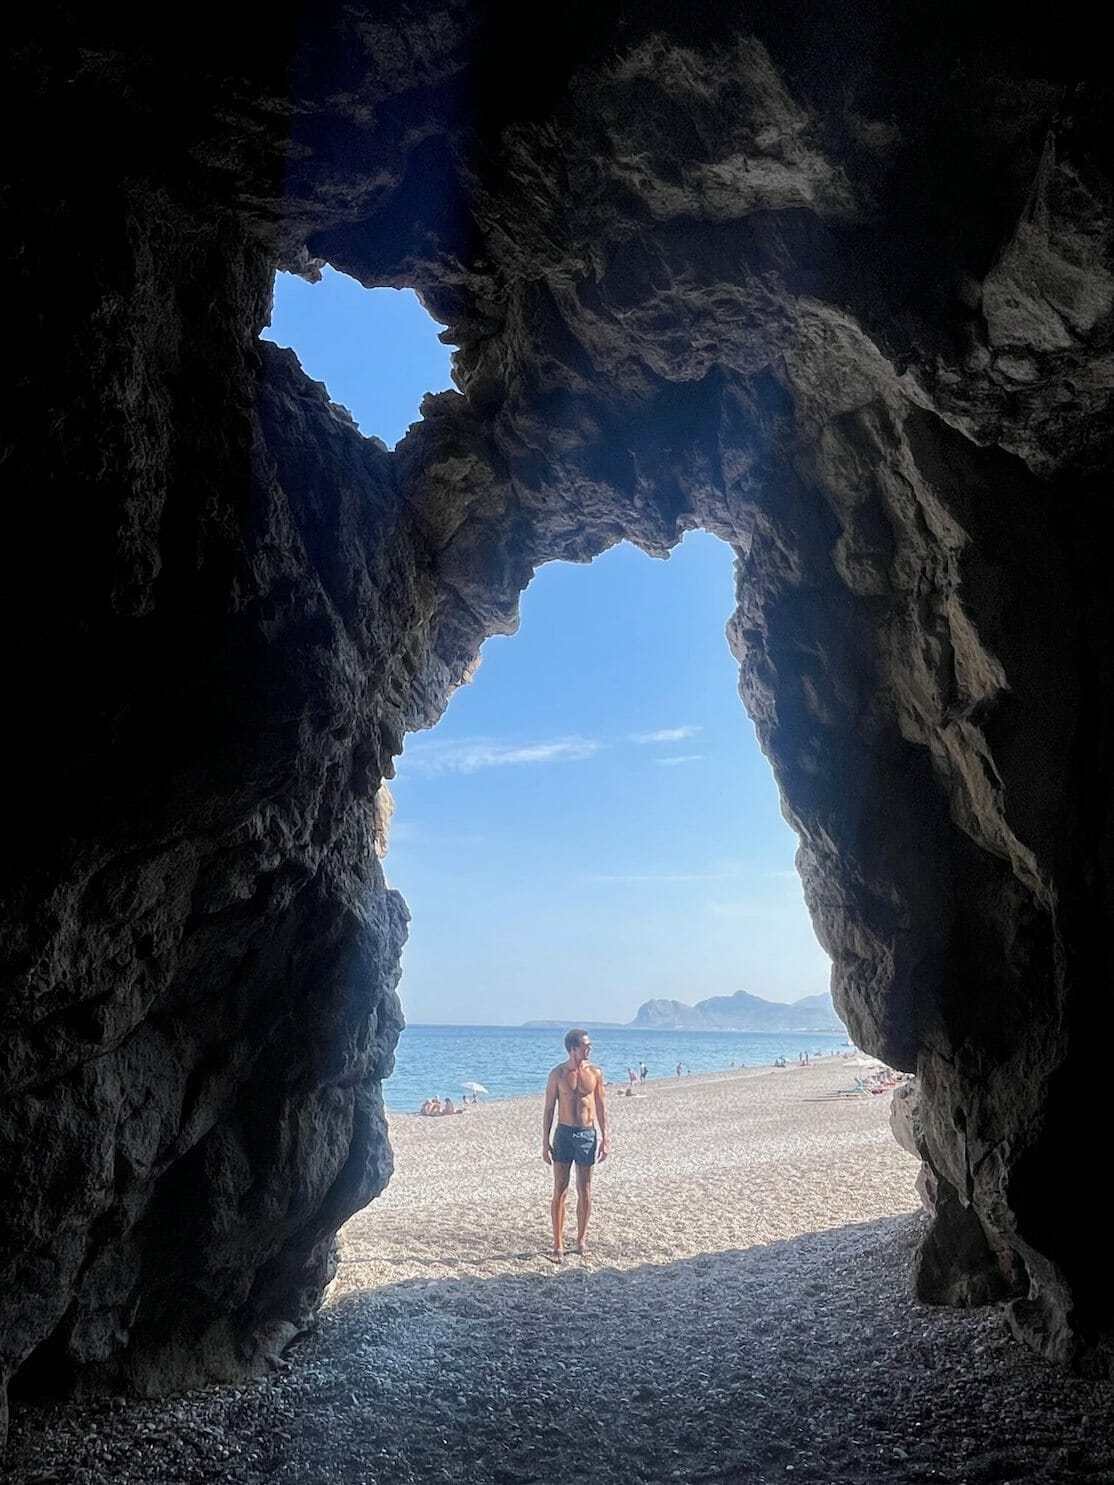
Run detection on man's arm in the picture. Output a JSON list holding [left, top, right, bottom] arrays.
[[542, 1069, 557, 1163], [594, 1068, 610, 1160]]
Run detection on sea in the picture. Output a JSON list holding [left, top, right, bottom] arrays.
[[383, 1023, 852, 1114]]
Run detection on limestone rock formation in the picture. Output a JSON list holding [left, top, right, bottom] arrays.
[[630, 990, 843, 1031], [4, 0, 1114, 1437], [891, 1081, 1028, 1310]]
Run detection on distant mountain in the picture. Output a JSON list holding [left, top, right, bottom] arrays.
[[627, 999, 709, 1029], [523, 993, 843, 1032], [628, 989, 843, 1032]]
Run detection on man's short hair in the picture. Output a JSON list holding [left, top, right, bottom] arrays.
[[564, 1028, 590, 1052]]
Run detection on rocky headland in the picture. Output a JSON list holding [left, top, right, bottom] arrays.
[[525, 989, 844, 1032]]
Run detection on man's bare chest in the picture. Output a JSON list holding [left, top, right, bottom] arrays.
[[559, 1066, 599, 1111]]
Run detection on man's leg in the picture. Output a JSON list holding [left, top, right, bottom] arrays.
[[574, 1162, 592, 1254], [548, 1162, 571, 1260]]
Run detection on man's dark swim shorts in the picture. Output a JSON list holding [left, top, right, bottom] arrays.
[[551, 1124, 598, 1166]]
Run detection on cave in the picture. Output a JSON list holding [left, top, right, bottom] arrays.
[[3, 0, 1114, 1467]]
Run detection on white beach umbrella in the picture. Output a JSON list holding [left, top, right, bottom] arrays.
[[462, 1080, 488, 1095]]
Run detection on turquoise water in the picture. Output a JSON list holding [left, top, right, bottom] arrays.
[[383, 1023, 851, 1113]]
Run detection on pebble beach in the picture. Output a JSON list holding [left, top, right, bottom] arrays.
[[341, 1056, 920, 1291], [8, 1059, 1114, 1484]]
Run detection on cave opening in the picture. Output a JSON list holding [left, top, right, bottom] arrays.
[[261, 265, 455, 446], [329, 530, 921, 1315]]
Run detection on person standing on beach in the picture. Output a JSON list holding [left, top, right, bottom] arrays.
[[639, 1060, 647, 1084], [542, 1029, 609, 1260]]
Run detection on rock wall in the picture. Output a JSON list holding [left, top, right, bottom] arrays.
[[3, 0, 1114, 1433]]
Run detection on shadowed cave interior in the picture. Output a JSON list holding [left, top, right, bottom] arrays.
[[3, 0, 1114, 1468]]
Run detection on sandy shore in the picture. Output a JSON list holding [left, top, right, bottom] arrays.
[[341, 1057, 921, 1292], [8, 1058, 1114, 1484]]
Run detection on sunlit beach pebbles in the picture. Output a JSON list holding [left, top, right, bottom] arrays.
[[338, 1058, 920, 1288]]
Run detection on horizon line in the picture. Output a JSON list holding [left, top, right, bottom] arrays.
[[402, 1021, 847, 1032]]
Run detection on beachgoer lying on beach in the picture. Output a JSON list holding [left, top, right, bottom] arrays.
[[542, 1029, 609, 1261], [830, 1078, 870, 1097]]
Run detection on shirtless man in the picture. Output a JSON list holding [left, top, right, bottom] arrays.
[[542, 1029, 610, 1260]]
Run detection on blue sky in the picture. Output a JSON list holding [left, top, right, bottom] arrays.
[[263, 270, 831, 1024]]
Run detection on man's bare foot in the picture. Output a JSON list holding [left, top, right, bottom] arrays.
[[574, 1240, 588, 1257], [545, 1249, 564, 1263]]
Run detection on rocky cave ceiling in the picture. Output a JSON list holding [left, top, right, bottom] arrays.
[[2, 0, 1114, 1440]]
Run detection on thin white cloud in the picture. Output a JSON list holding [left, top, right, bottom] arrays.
[[654, 754, 705, 766], [400, 735, 603, 777], [631, 725, 702, 744], [589, 869, 744, 884]]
